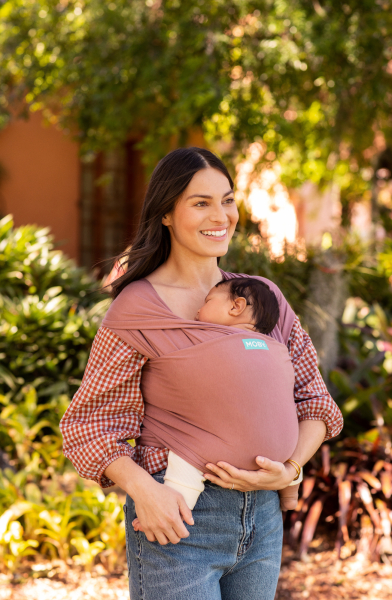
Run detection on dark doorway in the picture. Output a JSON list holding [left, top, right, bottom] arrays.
[[79, 141, 146, 274]]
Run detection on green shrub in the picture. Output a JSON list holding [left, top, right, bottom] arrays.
[[0, 216, 127, 573], [0, 388, 69, 478], [331, 301, 392, 438], [0, 215, 109, 400], [0, 466, 126, 573]]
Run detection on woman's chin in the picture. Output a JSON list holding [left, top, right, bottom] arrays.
[[204, 249, 229, 259], [198, 241, 230, 258]]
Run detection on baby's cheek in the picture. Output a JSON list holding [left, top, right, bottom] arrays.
[[198, 308, 208, 322], [203, 307, 224, 325]]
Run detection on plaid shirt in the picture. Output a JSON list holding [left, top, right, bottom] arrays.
[[60, 317, 343, 488]]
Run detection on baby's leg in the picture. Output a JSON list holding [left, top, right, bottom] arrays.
[[279, 483, 300, 511], [163, 451, 206, 509], [132, 451, 205, 532]]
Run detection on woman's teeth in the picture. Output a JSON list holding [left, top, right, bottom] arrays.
[[200, 229, 227, 237]]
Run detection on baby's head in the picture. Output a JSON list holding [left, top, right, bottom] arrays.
[[196, 277, 280, 334]]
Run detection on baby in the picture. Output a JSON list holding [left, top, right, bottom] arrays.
[[133, 277, 301, 528]]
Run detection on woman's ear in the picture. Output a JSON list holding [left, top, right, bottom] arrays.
[[228, 297, 248, 317], [162, 213, 171, 227]]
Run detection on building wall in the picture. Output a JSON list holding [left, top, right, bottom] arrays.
[[0, 112, 80, 261]]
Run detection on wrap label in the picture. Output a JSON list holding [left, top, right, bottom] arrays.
[[242, 339, 269, 350]]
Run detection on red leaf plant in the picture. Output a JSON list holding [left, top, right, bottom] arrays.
[[286, 436, 392, 562]]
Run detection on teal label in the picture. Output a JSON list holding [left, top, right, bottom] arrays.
[[242, 339, 269, 350]]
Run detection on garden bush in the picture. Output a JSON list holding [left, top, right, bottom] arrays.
[[0, 215, 109, 400], [0, 215, 122, 573]]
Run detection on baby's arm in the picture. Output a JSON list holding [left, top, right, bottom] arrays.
[[132, 451, 205, 532]]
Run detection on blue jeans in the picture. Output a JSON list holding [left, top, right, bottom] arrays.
[[124, 469, 283, 600]]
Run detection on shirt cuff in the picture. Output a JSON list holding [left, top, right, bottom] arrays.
[[96, 443, 136, 488], [295, 398, 344, 441]]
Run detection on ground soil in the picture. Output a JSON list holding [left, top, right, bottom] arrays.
[[1, 540, 391, 600]]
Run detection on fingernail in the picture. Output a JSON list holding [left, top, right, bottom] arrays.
[[258, 457, 264, 463], [190, 518, 194, 524]]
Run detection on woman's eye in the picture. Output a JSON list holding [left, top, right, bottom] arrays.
[[223, 197, 235, 204], [195, 201, 208, 207]]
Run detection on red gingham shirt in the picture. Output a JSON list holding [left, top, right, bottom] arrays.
[[60, 317, 343, 488]]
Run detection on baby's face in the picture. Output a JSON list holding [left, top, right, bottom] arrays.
[[196, 285, 233, 325]]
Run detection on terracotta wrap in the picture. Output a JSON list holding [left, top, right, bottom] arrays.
[[102, 271, 298, 473]]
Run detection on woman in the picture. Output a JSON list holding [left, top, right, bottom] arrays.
[[60, 147, 343, 600]]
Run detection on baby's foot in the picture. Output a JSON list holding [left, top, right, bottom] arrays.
[[279, 483, 299, 511], [279, 497, 298, 511]]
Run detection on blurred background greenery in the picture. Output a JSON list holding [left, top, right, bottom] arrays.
[[1, 0, 392, 577]]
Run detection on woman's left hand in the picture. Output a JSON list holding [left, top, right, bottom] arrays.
[[204, 456, 296, 492]]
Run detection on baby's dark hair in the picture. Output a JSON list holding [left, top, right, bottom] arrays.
[[215, 277, 280, 335]]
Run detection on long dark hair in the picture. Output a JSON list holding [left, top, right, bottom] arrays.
[[110, 147, 234, 299]]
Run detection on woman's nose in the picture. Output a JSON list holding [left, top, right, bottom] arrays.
[[210, 202, 228, 223]]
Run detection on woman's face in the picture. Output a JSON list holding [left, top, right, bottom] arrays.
[[162, 168, 239, 259]]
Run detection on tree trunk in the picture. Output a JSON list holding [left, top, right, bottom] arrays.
[[304, 251, 348, 385]]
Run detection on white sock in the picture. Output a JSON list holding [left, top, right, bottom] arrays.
[[164, 451, 206, 509]]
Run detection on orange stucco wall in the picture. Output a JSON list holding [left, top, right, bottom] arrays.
[[0, 112, 80, 261]]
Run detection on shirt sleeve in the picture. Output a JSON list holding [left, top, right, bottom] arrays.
[[60, 326, 148, 488], [287, 316, 344, 441]]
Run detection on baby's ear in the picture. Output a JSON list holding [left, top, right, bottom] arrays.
[[229, 297, 248, 316]]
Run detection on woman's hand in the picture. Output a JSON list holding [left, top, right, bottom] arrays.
[[104, 456, 194, 546], [131, 477, 194, 545], [204, 456, 297, 492], [204, 422, 327, 493]]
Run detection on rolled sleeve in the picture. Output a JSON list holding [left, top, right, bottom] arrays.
[[60, 326, 148, 488], [287, 317, 344, 441]]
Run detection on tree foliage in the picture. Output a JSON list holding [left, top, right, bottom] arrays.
[[0, 0, 392, 202]]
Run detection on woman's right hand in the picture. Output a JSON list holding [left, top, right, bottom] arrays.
[[104, 455, 193, 545], [132, 477, 194, 545]]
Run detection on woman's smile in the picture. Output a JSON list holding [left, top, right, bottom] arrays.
[[200, 227, 228, 240]]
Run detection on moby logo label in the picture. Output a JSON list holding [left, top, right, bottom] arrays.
[[242, 339, 269, 350]]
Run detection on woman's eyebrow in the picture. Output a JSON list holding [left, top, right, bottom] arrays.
[[186, 190, 234, 200]]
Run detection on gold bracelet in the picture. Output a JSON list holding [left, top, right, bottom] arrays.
[[285, 459, 301, 481]]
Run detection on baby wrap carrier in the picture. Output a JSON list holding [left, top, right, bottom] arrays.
[[102, 272, 299, 473]]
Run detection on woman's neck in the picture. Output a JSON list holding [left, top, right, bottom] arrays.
[[150, 250, 223, 291]]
